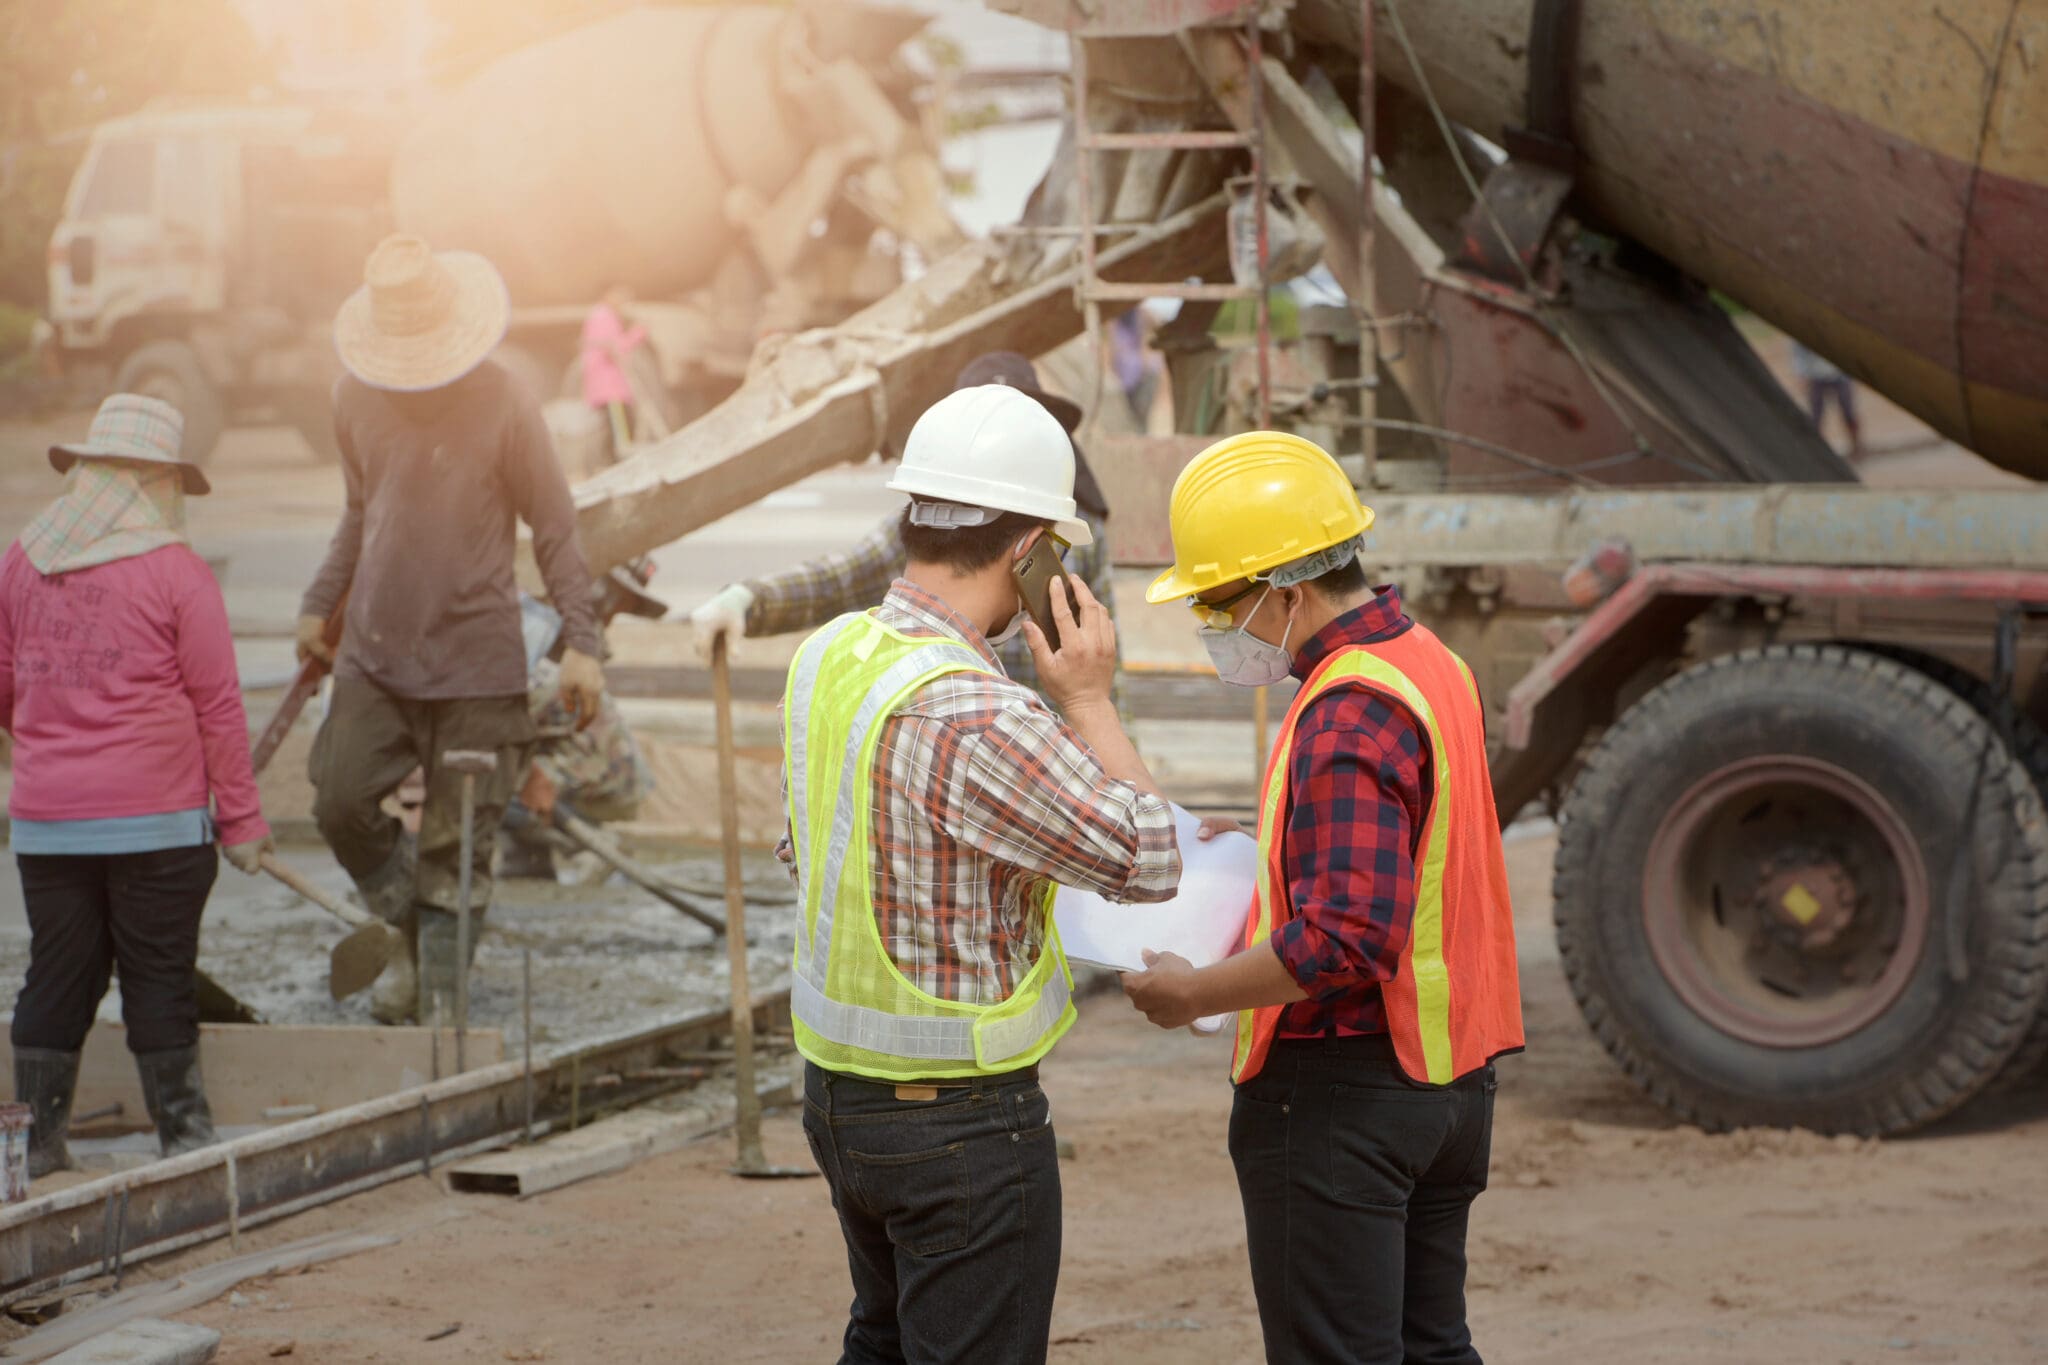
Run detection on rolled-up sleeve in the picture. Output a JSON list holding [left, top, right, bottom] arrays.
[[931, 697, 1180, 903], [1269, 696, 1427, 1002]]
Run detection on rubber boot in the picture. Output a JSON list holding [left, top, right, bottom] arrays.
[[134, 1045, 217, 1157], [13, 1046, 81, 1178], [416, 907, 461, 1028], [353, 833, 418, 926], [370, 909, 420, 1026]]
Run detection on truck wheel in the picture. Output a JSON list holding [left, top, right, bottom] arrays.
[[1553, 644, 2048, 1135], [114, 341, 224, 465], [1864, 648, 2048, 1091]]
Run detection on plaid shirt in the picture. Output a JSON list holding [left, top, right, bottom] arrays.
[[744, 509, 1114, 699], [1268, 588, 1435, 1039], [783, 580, 1180, 1005]]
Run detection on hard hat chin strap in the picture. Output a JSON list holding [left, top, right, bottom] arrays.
[[1266, 535, 1365, 588], [907, 498, 1005, 530]]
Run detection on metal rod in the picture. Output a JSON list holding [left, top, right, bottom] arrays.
[[713, 634, 769, 1171], [1085, 281, 1259, 302], [225, 1154, 240, 1254], [1249, 11, 1273, 430], [418, 1094, 431, 1178], [455, 773, 475, 1074], [1357, 0, 1379, 482], [1071, 35, 1110, 438], [1080, 128, 1252, 150], [1253, 684, 1272, 776], [522, 948, 535, 1145]]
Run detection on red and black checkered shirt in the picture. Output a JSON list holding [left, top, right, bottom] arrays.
[[784, 580, 1181, 1005], [1269, 587, 1435, 1039]]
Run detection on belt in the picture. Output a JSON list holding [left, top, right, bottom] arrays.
[[819, 1063, 1040, 1102]]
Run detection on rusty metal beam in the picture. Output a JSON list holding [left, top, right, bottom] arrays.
[[0, 993, 792, 1306]]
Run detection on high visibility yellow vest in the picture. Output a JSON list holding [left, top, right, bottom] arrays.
[[782, 611, 1078, 1081]]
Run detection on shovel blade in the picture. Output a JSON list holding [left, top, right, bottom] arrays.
[[329, 923, 396, 1001]]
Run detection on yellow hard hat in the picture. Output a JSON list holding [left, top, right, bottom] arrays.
[[1146, 431, 1375, 603]]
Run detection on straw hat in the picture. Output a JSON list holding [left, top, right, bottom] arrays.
[[333, 234, 510, 392], [49, 393, 210, 494]]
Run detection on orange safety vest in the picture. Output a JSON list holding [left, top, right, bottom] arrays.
[[1233, 624, 1524, 1087]]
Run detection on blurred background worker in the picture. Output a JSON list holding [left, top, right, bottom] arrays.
[[1790, 340, 1864, 459], [297, 235, 606, 1026], [787, 385, 1180, 1364], [1123, 432, 1523, 1365], [580, 284, 648, 456], [686, 351, 1117, 702], [1, 395, 272, 1176]]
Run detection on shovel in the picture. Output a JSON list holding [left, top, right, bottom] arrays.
[[712, 634, 814, 1180], [259, 852, 400, 1001]]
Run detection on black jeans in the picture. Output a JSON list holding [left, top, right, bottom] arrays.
[[803, 1062, 1062, 1365], [11, 845, 219, 1054], [1230, 1034, 1497, 1365]]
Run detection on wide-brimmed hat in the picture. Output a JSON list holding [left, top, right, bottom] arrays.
[[953, 351, 1082, 432], [333, 234, 510, 392], [49, 393, 210, 495]]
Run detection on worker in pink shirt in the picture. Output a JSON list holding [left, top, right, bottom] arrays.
[[0, 394, 272, 1178], [581, 285, 647, 455]]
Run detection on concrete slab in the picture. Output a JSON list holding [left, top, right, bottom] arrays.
[[44, 1319, 219, 1365]]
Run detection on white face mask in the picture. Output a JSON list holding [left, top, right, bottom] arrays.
[[988, 610, 1028, 647], [1199, 587, 1294, 688]]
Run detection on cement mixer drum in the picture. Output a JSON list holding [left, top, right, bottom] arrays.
[[391, 6, 815, 307]]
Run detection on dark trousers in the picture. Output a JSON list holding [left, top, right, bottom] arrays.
[[11, 846, 218, 1054], [310, 676, 531, 914], [1230, 1034, 1497, 1365], [803, 1062, 1062, 1365]]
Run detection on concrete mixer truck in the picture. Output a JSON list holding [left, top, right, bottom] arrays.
[[557, 0, 2048, 1137], [39, 4, 955, 466]]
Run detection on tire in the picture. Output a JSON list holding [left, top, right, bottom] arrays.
[[114, 340, 224, 465], [1553, 644, 2048, 1135], [1864, 648, 2048, 1090]]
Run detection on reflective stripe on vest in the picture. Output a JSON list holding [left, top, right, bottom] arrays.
[[1232, 625, 1522, 1087], [782, 612, 1078, 1079]]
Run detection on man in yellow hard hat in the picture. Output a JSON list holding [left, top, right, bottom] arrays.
[[784, 384, 1181, 1363], [1122, 431, 1523, 1365]]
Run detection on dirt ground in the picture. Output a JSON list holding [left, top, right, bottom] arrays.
[[104, 824, 2045, 1365]]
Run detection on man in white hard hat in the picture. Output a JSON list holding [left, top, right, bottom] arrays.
[[784, 384, 1181, 1363]]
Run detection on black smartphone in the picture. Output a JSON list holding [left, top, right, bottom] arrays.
[[1012, 536, 1071, 652]]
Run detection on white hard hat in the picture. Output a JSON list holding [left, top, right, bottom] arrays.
[[887, 385, 1093, 547]]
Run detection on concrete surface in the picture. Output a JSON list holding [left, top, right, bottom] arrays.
[[46, 1320, 219, 1365]]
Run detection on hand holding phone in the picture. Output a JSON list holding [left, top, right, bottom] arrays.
[[1023, 571, 1119, 715], [1012, 535, 1071, 653]]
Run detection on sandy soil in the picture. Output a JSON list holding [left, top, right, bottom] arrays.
[[69, 826, 2034, 1365]]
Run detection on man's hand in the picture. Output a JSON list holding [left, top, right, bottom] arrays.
[[222, 834, 275, 876], [1024, 575, 1118, 715], [558, 648, 605, 730], [1197, 816, 1246, 841], [1122, 949, 1206, 1030], [689, 584, 755, 665], [519, 760, 559, 824], [295, 615, 333, 667]]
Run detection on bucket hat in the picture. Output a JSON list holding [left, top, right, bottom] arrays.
[[953, 351, 1082, 432], [333, 234, 510, 392], [48, 393, 211, 495]]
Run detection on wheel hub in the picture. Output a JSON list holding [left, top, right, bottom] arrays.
[[1753, 852, 1859, 950], [1642, 756, 1930, 1049]]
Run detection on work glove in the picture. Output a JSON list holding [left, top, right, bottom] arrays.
[[558, 648, 606, 731], [295, 614, 333, 666], [689, 584, 755, 665], [222, 834, 276, 876]]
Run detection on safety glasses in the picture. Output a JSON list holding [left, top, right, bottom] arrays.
[[1186, 580, 1266, 630]]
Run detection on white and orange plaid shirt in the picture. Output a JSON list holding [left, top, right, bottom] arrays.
[[782, 580, 1181, 1005]]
